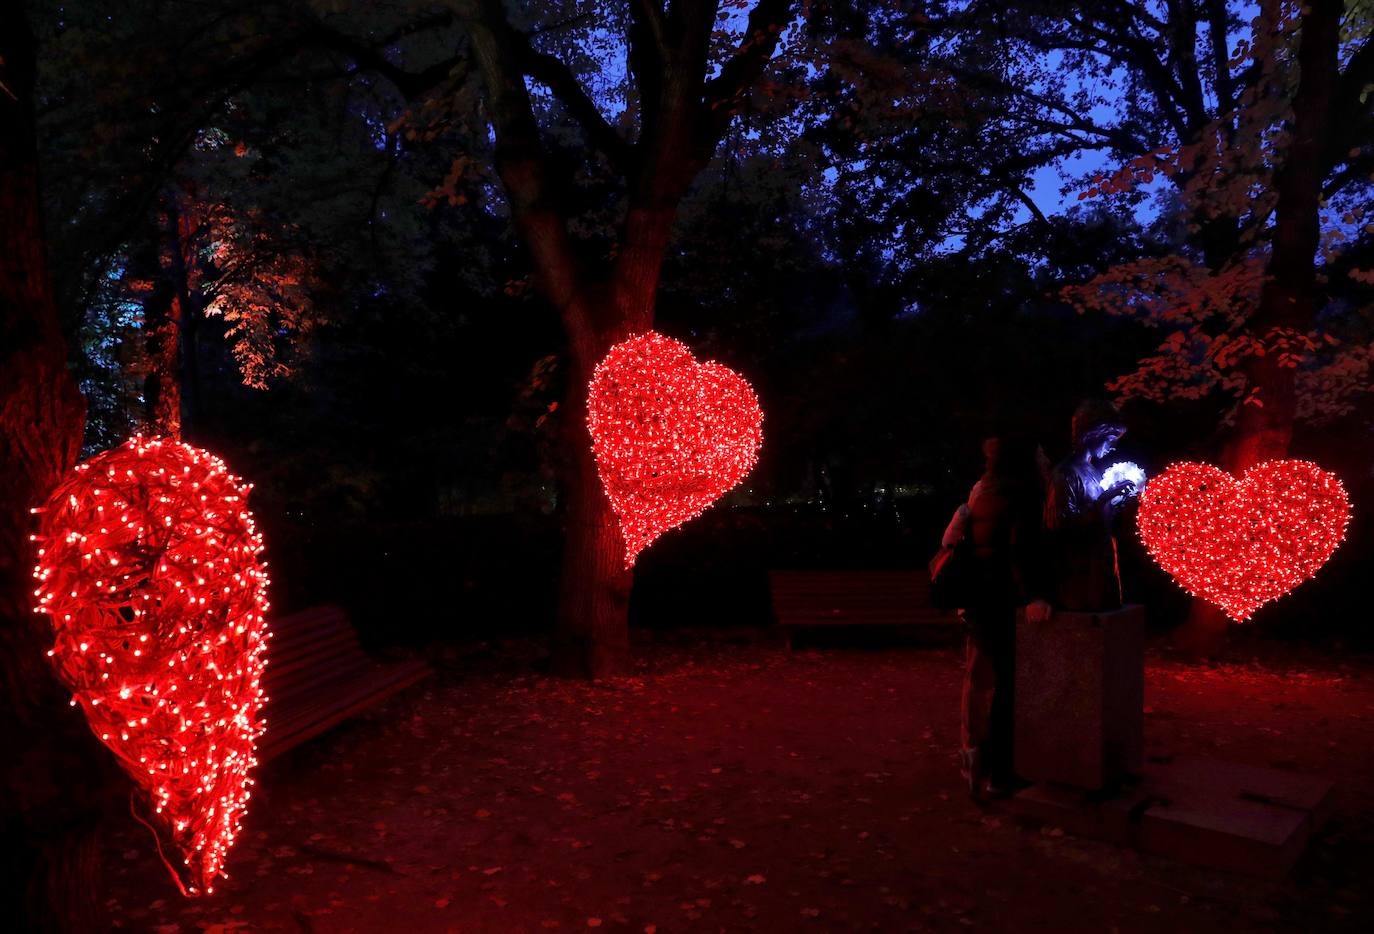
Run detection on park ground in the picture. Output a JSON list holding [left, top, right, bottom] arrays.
[[106, 632, 1374, 933]]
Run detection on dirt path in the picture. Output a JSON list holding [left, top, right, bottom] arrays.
[[107, 641, 1374, 933]]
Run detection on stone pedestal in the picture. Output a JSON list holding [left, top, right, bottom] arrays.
[[1015, 604, 1144, 790]]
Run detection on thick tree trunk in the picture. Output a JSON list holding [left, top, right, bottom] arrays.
[[1, 8, 108, 930], [1174, 0, 1342, 658], [1173, 602, 1231, 659], [550, 281, 657, 678], [143, 292, 182, 437], [132, 213, 182, 439], [1227, 0, 1340, 466], [551, 341, 635, 678], [544, 149, 695, 675], [167, 200, 201, 435]]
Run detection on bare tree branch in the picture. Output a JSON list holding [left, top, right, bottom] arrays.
[[1012, 186, 1051, 227], [460, 0, 588, 331], [514, 34, 633, 174], [633, 0, 669, 54], [700, 0, 794, 148], [306, 26, 466, 101], [1202, 0, 1237, 116], [628, 0, 667, 134], [1324, 35, 1374, 174]]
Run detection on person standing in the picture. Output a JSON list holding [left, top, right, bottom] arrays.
[[954, 435, 1051, 801]]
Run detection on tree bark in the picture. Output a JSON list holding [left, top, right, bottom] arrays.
[[551, 327, 636, 678], [1, 7, 108, 929], [1223, 0, 1340, 470], [132, 210, 183, 439], [167, 199, 201, 436], [550, 270, 660, 677], [1174, 0, 1342, 657]]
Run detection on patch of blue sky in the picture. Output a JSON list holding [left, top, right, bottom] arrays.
[[504, 2, 1298, 265], [361, 109, 388, 150]]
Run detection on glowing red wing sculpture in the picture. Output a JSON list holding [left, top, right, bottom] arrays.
[[32, 437, 270, 895], [588, 332, 764, 567], [1136, 459, 1349, 621]]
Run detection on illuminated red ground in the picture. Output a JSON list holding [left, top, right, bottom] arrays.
[[108, 638, 1374, 932]]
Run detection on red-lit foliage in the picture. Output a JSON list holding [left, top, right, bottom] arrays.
[[587, 332, 764, 567], [31, 437, 270, 895], [1137, 460, 1350, 622]]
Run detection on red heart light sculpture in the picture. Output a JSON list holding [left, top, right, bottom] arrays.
[[588, 331, 764, 567], [32, 437, 270, 895], [1136, 459, 1349, 621]]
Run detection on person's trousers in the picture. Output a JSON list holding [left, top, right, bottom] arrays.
[[960, 608, 1015, 784]]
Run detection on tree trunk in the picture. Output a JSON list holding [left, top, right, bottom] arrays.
[[550, 280, 657, 678], [1, 8, 109, 929], [1227, 0, 1340, 467], [1174, 0, 1342, 657], [167, 199, 201, 435], [551, 343, 635, 678], [133, 212, 182, 439], [462, 0, 787, 677], [1172, 601, 1230, 659]]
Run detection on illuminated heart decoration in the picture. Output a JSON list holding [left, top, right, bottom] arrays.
[[32, 437, 270, 895], [1137, 459, 1349, 621], [588, 332, 763, 567]]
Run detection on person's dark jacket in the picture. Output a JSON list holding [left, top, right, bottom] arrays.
[[965, 475, 1046, 611]]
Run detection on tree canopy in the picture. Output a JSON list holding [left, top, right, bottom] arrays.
[[23, 0, 1374, 658]]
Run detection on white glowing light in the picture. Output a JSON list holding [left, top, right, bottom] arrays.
[[1102, 460, 1146, 492]]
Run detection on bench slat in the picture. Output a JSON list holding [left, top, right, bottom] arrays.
[[266, 629, 363, 677], [264, 667, 396, 735], [271, 622, 356, 651], [772, 573, 929, 581], [269, 607, 350, 638], [772, 595, 931, 608], [256, 606, 432, 760], [264, 657, 373, 709], [768, 569, 953, 644], [769, 610, 951, 621], [270, 632, 358, 664], [262, 666, 427, 756], [270, 611, 356, 645], [782, 615, 949, 626], [258, 661, 431, 762]]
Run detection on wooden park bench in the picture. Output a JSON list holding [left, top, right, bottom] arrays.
[[257, 605, 432, 762], [768, 569, 954, 648]]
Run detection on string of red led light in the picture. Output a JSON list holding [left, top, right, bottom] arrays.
[[1137, 459, 1350, 621], [23, 392, 1350, 905], [587, 331, 764, 567], [31, 437, 270, 895]]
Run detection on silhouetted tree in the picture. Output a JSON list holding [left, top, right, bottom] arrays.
[[1, 6, 108, 929]]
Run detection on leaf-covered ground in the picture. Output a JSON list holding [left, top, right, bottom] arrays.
[[107, 636, 1374, 932]]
